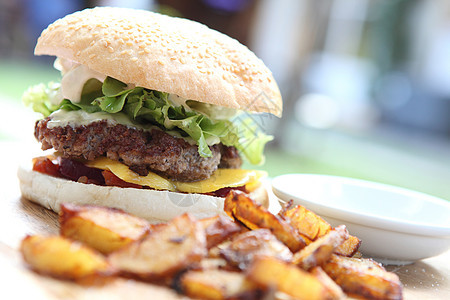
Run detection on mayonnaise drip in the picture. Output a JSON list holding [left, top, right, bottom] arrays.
[[60, 65, 106, 104]]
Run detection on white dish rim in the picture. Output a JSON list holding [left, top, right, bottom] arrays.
[[272, 173, 450, 237]]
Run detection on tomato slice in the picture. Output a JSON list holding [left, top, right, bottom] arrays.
[[209, 186, 247, 197], [102, 170, 143, 189], [59, 158, 105, 185], [32, 157, 61, 178]]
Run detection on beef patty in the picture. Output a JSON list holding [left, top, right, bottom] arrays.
[[35, 118, 242, 182]]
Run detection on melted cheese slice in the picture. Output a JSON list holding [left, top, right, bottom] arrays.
[[85, 157, 266, 193], [84, 157, 176, 191], [173, 169, 266, 193]]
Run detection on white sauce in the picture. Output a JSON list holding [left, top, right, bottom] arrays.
[[54, 58, 77, 75], [60, 64, 106, 103], [47, 109, 136, 129]]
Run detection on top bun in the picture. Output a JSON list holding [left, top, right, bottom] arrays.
[[35, 7, 282, 117]]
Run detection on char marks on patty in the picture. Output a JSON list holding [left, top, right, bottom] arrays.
[[35, 118, 242, 182]]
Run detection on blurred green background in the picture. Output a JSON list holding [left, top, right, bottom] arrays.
[[1, 0, 449, 201]]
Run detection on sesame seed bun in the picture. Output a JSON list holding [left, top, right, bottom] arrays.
[[35, 7, 282, 117], [17, 163, 268, 222]]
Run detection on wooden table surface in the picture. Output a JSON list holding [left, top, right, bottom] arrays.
[[1, 141, 449, 299]]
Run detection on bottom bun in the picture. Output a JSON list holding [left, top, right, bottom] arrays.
[[17, 164, 268, 222]]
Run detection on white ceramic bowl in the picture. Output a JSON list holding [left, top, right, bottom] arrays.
[[272, 174, 450, 265]]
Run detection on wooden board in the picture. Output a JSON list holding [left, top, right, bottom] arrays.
[[1, 141, 449, 299]]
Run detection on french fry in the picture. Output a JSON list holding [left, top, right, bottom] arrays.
[[293, 225, 349, 270], [310, 267, 345, 300], [181, 269, 260, 300], [279, 200, 331, 240], [19, 202, 403, 300], [246, 256, 339, 300], [280, 201, 361, 256], [323, 254, 403, 300], [224, 190, 306, 252], [220, 229, 293, 270], [196, 258, 228, 271], [108, 213, 206, 280], [334, 235, 361, 257], [60, 203, 150, 254], [199, 215, 242, 249], [20, 235, 112, 280]]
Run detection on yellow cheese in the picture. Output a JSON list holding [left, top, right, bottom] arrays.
[[173, 169, 266, 193], [85, 157, 176, 191], [84, 157, 266, 193]]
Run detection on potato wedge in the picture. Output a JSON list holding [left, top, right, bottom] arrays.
[[323, 254, 403, 300], [224, 190, 305, 252], [200, 215, 242, 249], [279, 200, 331, 240], [280, 201, 360, 256], [334, 235, 361, 257], [246, 256, 338, 300], [108, 213, 206, 280], [293, 225, 349, 270], [181, 269, 260, 300], [20, 235, 112, 280], [196, 258, 229, 270], [310, 267, 345, 300], [220, 229, 293, 270], [60, 203, 150, 254]]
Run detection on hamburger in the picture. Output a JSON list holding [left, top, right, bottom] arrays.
[[18, 7, 282, 221]]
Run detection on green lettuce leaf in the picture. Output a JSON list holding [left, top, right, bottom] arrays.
[[22, 82, 61, 117], [22, 77, 272, 164]]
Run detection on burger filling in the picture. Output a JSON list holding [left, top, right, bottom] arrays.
[[35, 118, 241, 181], [32, 155, 263, 197], [23, 58, 272, 190]]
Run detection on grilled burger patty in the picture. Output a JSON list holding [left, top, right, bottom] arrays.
[[35, 118, 242, 182]]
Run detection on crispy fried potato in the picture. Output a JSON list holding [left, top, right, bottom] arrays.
[[246, 256, 338, 300], [334, 235, 361, 257], [181, 269, 260, 300], [224, 191, 305, 252], [323, 254, 403, 300], [196, 258, 229, 270], [200, 215, 242, 249], [280, 201, 360, 256], [20, 235, 112, 280], [279, 200, 331, 240], [220, 229, 293, 270], [310, 267, 345, 300], [60, 203, 150, 254], [293, 225, 349, 270], [108, 213, 206, 280]]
